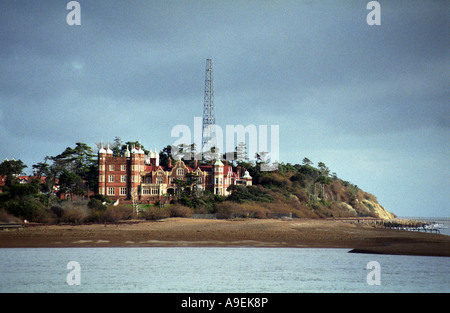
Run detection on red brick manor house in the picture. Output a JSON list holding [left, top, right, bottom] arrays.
[[98, 144, 252, 203]]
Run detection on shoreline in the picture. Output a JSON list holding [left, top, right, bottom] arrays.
[[0, 218, 449, 257]]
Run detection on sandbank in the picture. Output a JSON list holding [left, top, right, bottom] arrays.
[[0, 218, 449, 257]]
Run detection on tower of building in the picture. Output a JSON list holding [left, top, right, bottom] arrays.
[[146, 149, 160, 167], [213, 158, 224, 195], [98, 143, 107, 195], [129, 145, 144, 198]]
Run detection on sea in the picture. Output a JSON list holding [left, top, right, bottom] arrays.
[[0, 217, 448, 293]]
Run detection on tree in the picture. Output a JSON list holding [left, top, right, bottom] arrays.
[[0, 162, 45, 221], [236, 142, 248, 162], [302, 157, 313, 166], [32, 161, 50, 179], [32, 159, 57, 203], [49, 143, 97, 199], [51, 143, 95, 175], [178, 143, 198, 161], [0, 159, 27, 187], [316, 174, 331, 202], [172, 178, 187, 197], [112, 136, 122, 157], [159, 145, 173, 167], [185, 172, 204, 197], [121, 141, 149, 155], [58, 170, 85, 199], [317, 162, 330, 177]]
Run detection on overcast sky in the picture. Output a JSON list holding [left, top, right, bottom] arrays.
[[0, 1, 448, 217]]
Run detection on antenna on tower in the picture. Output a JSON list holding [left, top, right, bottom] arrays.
[[201, 59, 216, 159]]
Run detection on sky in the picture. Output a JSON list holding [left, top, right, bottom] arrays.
[[0, 1, 448, 217]]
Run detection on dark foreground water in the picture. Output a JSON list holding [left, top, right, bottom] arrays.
[[1, 247, 449, 293]]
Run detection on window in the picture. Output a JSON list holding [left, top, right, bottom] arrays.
[[121, 165, 126, 171], [146, 176, 152, 184], [107, 187, 115, 195], [177, 168, 184, 176], [120, 187, 127, 195], [156, 177, 163, 184], [109, 165, 114, 171], [99, 165, 105, 171], [152, 188, 159, 195], [99, 175, 104, 182], [142, 188, 150, 195], [108, 175, 114, 182], [121, 175, 126, 183]]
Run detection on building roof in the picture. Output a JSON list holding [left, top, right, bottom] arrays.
[[214, 159, 224, 166]]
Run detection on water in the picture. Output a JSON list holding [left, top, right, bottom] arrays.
[[1, 247, 449, 293]]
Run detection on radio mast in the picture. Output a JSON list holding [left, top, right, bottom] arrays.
[[201, 59, 216, 158]]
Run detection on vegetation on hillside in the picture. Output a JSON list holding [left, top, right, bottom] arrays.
[[0, 139, 394, 223]]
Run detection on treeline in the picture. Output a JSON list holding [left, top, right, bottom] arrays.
[[174, 157, 386, 219], [0, 137, 150, 223], [0, 143, 98, 223], [0, 138, 390, 223]]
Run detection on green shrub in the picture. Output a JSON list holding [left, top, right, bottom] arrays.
[[3, 198, 46, 222], [227, 185, 273, 203], [88, 198, 107, 211]]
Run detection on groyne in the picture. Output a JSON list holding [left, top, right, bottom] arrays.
[[334, 217, 440, 234]]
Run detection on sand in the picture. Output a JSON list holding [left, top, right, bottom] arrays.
[[0, 218, 449, 257]]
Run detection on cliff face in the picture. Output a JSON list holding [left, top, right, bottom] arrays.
[[359, 199, 395, 220]]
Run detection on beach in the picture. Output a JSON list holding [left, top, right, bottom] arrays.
[[0, 218, 449, 257]]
